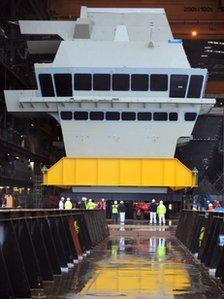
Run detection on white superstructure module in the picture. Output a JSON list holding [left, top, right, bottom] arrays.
[[4, 7, 215, 192]]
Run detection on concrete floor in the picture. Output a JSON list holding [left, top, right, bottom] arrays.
[[42, 223, 224, 299]]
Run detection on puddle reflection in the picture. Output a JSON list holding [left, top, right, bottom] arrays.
[[45, 232, 221, 299]]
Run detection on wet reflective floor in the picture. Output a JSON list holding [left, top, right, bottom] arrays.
[[43, 224, 224, 299]]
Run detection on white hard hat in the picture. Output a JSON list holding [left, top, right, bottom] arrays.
[[67, 197, 71, 201], [114, 200, 117, 204], [89, 198, 92, 202], [120, 201, 124, 204], [152, 199, 155, 203], [159, 200, 163, 204], [82, 197, 87, 201], [102, 198, 105, 201], [61, 197, 65, 200]]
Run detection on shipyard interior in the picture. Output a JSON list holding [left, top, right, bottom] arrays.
[[1, 0, 224, 298]]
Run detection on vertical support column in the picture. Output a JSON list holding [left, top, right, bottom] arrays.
[[41, 217, 61, 275], [0, 247, 14, 298], [28, 218, 54, 281], [0, 220, 31, 298], [61, 216, 79, 262], [13, 218, 43, 289], [48, 216, 69, 272], [67, 215, 83, 260]]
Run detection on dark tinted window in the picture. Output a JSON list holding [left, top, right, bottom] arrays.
[[122, 112, 136, 121], [131, 74, 149, 91], [93, 74, 110, 90], [187, 75, 204, 98], [90, 111, 104, 120], [74, 74, 92, 90], [137, 112, 152, 121], [54, 74, 72, 96], [60, 111, 72, 120], [74, 111, 88, 120], [169, 112, 178, 121], [153, 112, 168, 121], [185, 112, 197, 121], [39, 74, 55, 97], [150, 74, 168, 91], [170, 75, 188, 98], [106, 112, 120, 120], [112, 74, 130, 91]]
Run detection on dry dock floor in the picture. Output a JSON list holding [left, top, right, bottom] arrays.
[[42, 223, 224, 298]]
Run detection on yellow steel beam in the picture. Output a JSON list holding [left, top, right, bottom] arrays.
[[43, 157, 197, 189]]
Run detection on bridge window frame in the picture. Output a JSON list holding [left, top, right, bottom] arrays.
[[74, 73, 92, 90], [39, 74, 55, 97], [54, 73, 72, 97], [112, 74, 130, 91], [185, 112, 197, 121], [150, 74, 168, 91], [131, 74, 149, 91], [74, 111, 88, 120], [60, 111, 73, 120]]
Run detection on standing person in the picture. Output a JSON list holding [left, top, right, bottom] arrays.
[[213, 200, 221, 209], [64, 197, 73, 210], [157, 201, 166, 225], [59, 197, 65, 210], [98, 198, 106, 211], [208, 202, 214, 211], [1, 193, 6, 208], [118, 201, 126, 225], [86, 199, 96, 210], [4, 193, 13, 208], [149, 199, 157, 224], [111, 201, 119, 224], [80, 197, 87, 209]]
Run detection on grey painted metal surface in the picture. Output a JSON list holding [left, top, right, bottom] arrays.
[[4, 7, 215, 192], [71, 187, 167, 193]]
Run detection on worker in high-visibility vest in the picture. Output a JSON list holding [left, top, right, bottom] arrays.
[[86, 198, 96, 210], [111, 201, 118, 224], [64, 197, 73, 210], [157, 200, 166, 225]]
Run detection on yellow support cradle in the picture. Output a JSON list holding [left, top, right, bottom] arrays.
[[43, 157, 197, 189]]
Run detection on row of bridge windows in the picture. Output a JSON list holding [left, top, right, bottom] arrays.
[[60, 111, 197, 121], [39, 73, 204, 98]]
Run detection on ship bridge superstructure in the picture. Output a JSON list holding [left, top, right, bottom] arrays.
[[4, 7, 215, 192]]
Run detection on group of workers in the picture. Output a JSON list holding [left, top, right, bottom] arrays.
[[111, 200, 126, 224], [58, 196, 106, 210], [149, 199, 167, 225], [58, 196, 167, 225], [192, 199, 223, 212], [111, 199, 167, 225], [207, 200, 222, 211]]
